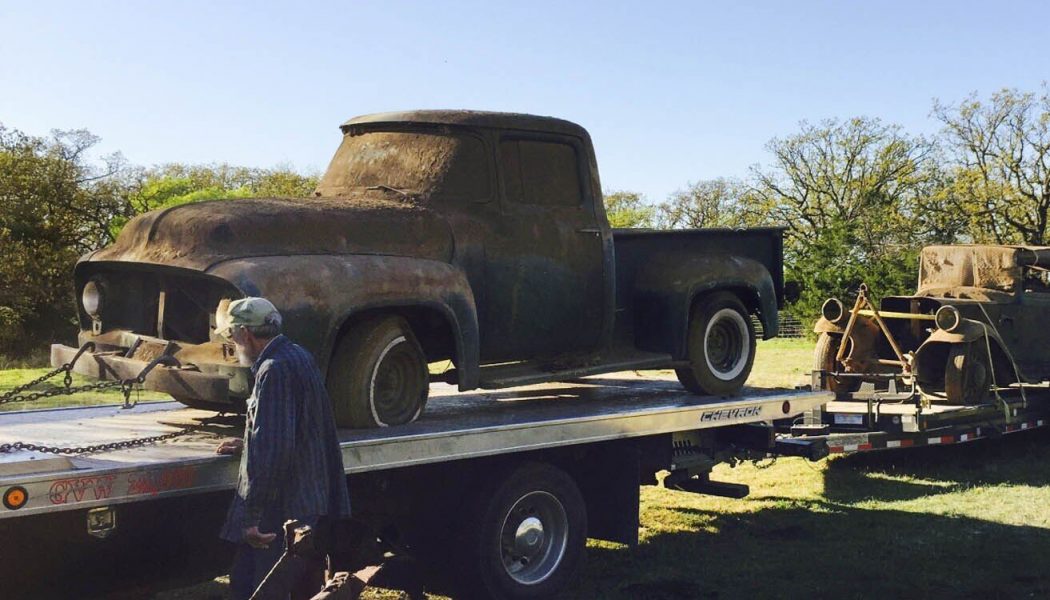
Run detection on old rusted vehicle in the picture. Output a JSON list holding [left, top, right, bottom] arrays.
[[815, 244, 1050, 404], [52, 110, 787, 428]]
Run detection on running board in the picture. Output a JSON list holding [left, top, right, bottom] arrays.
[[469, 352, 675, 390]]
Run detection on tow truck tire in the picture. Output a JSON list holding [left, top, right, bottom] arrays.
[[944, 342, 990, 405], [814, 332, 860, 400], [327, 315, 429, 428], [459, 462, 587, 600], [676, 292, 756, 396]]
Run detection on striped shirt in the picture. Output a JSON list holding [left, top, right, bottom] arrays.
[[220, 335, 351, 542]]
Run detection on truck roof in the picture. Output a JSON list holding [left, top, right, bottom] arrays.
[[342, 109, 590, 138]]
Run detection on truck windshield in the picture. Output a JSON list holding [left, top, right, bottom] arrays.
[[315, 130, 490, 202]]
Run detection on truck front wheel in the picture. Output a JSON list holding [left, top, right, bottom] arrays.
[[676, 292, 757, 396], [459, 462, 587, 600], [327, 315, 429, 428]]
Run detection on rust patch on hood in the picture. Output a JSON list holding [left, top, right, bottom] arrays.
[[91, 194, 453, 272]]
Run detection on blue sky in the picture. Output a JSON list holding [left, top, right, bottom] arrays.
[[2, 1, 1048, 202]]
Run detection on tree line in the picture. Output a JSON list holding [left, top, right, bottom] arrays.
[[1, 86, 1048, 358], [0, 126, 317, 357], [606, 86, 1050, 324]]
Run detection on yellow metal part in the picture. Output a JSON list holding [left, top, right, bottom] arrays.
[[856, 309, 935, 321], [836, 284, 912, 373]]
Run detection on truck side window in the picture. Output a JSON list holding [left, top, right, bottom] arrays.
[[500, 140, 583, 207]]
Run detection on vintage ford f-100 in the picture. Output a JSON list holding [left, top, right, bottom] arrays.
[[53, 110, 786, 427]]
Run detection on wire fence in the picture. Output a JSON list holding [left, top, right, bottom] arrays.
[[753, 314, 807, 338]]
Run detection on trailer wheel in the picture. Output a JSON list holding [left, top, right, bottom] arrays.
[[459, 462, 587, 600], [676, 292, 756, 396], [813, 332, 860, 400], [327, 315, 429, 428], [944, 343, 990, 405]]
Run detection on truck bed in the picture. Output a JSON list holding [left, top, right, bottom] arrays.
[[0, 374, 828, 518]]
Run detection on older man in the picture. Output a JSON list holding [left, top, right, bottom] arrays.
[[215, 297, 351, 600]]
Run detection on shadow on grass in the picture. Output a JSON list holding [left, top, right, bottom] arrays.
[[565, 499, 1050, 600], [822, 428, 1050, 503]]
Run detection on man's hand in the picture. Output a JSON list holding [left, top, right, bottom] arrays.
[[216, 438, 244, 455], [244, 525, 278, 549]]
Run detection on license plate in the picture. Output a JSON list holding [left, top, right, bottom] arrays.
[[833, 414, 865, 425]]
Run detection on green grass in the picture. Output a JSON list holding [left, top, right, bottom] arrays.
[[64, 337, 1050, 597], [0, 367, 169, 410]]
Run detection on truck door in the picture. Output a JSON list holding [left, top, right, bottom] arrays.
[[480, 136, 606, 361]]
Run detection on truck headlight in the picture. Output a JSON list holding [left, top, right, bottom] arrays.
[[82, 279, 105, 318], [821, 298, 845, 323], [935, 305, 961, 332]]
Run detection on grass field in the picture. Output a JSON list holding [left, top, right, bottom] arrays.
[[0, 367, 169, 410], [11, 339, 1050, 598]]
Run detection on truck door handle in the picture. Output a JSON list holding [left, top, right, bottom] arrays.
[[576, 228, 601, 234]]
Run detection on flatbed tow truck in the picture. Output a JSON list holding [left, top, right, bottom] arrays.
[[1, 374, 828, 599]]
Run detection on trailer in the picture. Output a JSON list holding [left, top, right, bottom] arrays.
[[788, 374, 1050, 455], [1, 375, 828, 599]]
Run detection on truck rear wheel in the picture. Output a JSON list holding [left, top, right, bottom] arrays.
[[676, 292, 756, 396], [459, 462, 587, 600], [327, 315, 429, 428]]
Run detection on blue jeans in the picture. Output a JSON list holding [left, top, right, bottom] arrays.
[[229, 514, 320, 600]]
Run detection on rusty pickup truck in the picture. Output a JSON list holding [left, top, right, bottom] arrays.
[[52, 110, 786, 428]]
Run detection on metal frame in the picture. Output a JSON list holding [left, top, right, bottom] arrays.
[[0, 380, 829, 518]]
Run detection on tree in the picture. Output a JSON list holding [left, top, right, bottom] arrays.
[[655, 178, 751, 229], [602, 190, 655, 228], [933, 86, 1050, 245], [749, 117, 946, 321], [0, 125, 135, 353]]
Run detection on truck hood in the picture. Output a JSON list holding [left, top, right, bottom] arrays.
[[89, 195, 454, 271]]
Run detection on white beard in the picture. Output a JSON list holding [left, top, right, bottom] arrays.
[[235, 346, 255, 367]]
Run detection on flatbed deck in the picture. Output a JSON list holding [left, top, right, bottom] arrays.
[[1, 374, 828, 518]]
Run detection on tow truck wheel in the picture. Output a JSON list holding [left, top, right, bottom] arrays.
[[813, 332, 861, 400], [459, 462, 587, 600], [944, 342, 990, 405], [327, 315, 429, 428], [676, 292, 756, 396]]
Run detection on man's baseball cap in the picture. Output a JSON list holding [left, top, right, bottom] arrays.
[[215, 297, 280, 338]]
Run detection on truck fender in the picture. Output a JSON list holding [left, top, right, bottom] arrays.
[[813, 316, 846, 335], [913, 320, 1020, 386], [631, 254, 778, 359], [207, 254, 481, 390]]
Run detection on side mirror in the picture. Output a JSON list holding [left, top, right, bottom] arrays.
[[783, 281, 802, 304]]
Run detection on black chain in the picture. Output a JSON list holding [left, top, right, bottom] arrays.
[[0, 364, 78, 406], [0, 353, 212, 455], [0, 423, 208, 455], [0, 378, 126, 407]]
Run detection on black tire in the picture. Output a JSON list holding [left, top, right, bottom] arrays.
[[326, 315, 429, 428], [675, 292, 757, 396], [458, 462, 587, 600], [813, 332, 860, 400], [944, 343, 990, 405]]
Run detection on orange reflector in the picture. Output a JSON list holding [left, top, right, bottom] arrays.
[[4, 486, 28, 510]]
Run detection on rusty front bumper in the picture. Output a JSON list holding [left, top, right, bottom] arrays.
[[50, 343, 250, 405]]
